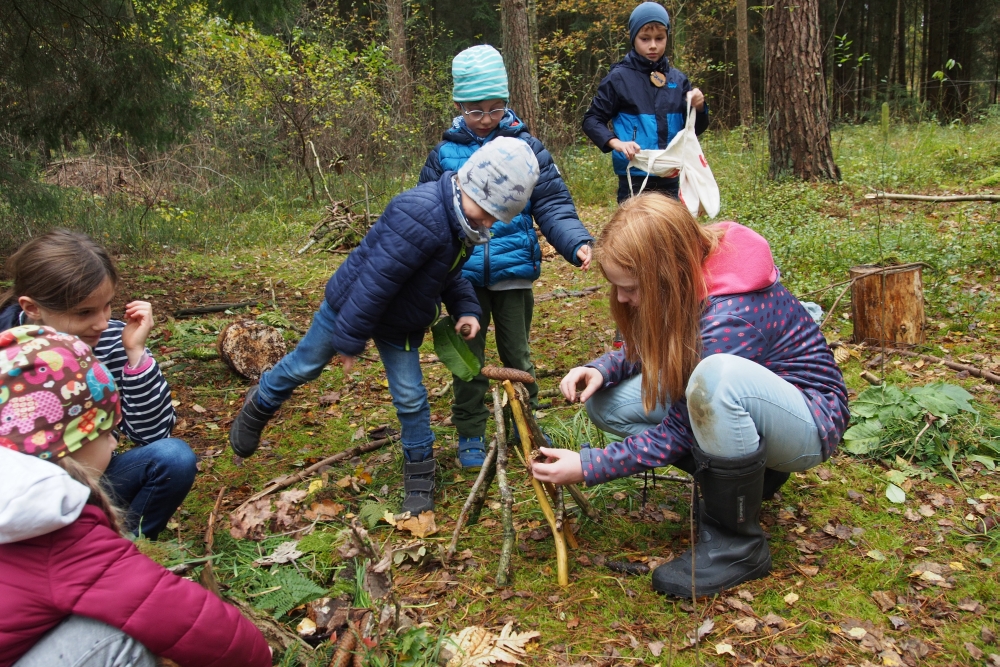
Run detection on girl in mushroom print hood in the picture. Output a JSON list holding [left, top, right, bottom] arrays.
[[531, 194, 849, 599]]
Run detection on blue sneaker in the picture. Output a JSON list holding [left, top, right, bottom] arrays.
[[457, 435, 487, 469]]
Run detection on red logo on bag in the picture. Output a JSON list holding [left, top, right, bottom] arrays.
[[699, 154, 708, 168]]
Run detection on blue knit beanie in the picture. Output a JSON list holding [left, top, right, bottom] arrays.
[[452, 45, 510, 102], [457, 137, 538, 224], [629, 2, 670, 44]]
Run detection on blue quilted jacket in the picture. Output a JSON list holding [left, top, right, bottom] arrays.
[[418, 111, 593, 287], [582, 51, 709, 177], [323, 173, 481, 356]]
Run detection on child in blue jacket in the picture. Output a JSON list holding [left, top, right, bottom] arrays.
[[231, 138, 540, 514], [583, 2, 709, 203], [419, 45, 594, 468]]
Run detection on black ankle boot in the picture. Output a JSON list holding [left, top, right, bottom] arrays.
[[652, 445, 771, 597], [229, 385, 276, 458], [402, 458, 436, 514]]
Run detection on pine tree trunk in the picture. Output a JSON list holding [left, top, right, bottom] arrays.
[[764, 0, 840, 181], [385, 0, 411, 114], [736, 0, 753, 128], [501, 0, 539, 134]]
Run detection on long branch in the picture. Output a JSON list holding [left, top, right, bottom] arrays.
[[445, 437, 499, 561], [865, 192, 1000, 202], [888, 349, 1000, 384], [495, 431, 516, 587]]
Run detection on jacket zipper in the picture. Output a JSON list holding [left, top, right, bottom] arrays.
[[483, 240, 491, 286]]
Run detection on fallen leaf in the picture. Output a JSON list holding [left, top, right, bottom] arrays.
[[352, 425, 364, 440], [725, 596, 754, 615], [304, 500, 344, 521], [879, 648, 904, 666], [982, 626, 996, 643], [917, 504, 935, 517], [229, 498, 273, 540], [715, 643, 736, 656], [889, 616, 909, 630], [763, 613, 787, 629], [957, 598, 985, 613], [886, 484, 906, 504], [967, 642, 985, 660], [297, 617, 317, 637], [396, 511, 438, 538], [255, 540, 303, 565], [442, 622, 540, 667], [566, 618, 579, 629], [737, 589, 754, 602], [796, 564, 820, 576], [903, 507, 922, 522], [733, 617, 759, 634], [307, 479, 323, 494], [192, 404, 207, 413], [318, 391, 341, 405], [648, 640, 664, 657], [949, 561, 966, 571], [687, 618, 715, 644], [848, 627, 868, 640], [871, 591, 896, 612], [784, 592, 800, 606]]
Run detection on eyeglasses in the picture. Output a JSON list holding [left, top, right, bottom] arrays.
[[460, 105, 508, 121]]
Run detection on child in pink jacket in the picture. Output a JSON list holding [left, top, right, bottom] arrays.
[[0, 325, 271, 667]]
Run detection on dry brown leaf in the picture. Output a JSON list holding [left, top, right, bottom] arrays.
[[229, 498, 273, 540], [871, 591, 896, 612], [648, 641, 665, 657], [733, 617, 759, 634], [396, 511, 438, 538], [443, 622, 540, 667], [304, 499, 345, 521]]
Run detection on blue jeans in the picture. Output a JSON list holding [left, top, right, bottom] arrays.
[[586, 354, 823, 472], [13, 616, 154, 667], [103, 438, 197, 540], [258, 301, 434, 461]]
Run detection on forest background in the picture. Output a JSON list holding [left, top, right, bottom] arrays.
[[3, 0, 1000, 251]]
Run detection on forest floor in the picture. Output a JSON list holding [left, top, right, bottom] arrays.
[[105, 121, 1000, 666]]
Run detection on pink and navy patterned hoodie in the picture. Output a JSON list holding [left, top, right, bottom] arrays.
[[579, 221, 849, 485]]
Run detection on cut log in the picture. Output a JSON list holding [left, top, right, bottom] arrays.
[[217, 320, 287, 380], [850, 265, 926, 346]]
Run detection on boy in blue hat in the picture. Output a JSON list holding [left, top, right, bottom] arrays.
[[583, 2, 709, 203], [230, 138, 540, 514], [419, 45, 594, 469]]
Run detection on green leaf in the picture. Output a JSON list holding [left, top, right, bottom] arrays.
[[431, 316, 481, 382], [885, 483, 906, 504], [885, 469, 908, 485], [908, 385, 961, 417], [933, 383, 977, 414], [966, 454, 996, 471], [843, 419, 884, 455]]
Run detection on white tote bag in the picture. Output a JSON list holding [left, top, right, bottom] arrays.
[[625, 95, 721, 218]]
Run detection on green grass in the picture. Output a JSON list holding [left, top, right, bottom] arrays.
[[16, 117, 1000, 665]]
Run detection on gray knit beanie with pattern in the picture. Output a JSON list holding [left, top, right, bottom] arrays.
[[456, 137, 539, 224]]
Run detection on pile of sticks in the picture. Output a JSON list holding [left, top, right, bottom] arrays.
[[446, 368, 598, 587], [297, 200, 373, 255]]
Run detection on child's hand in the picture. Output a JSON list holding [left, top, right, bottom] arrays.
[[455, 315, 480, 340], [576, 244, 592, 270], [559, 366, 604, 403], [689, 88, 706, 111], [122, 301, 154, 367], [532, 447, 584, 485], [608, 138, 641, 161]]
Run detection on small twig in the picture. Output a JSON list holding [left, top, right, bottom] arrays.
[[888, 348, 1000, 384], [819, 282, 852, 329], [236, 436, 397, 512], [649, 473, 694, 484], [174, 301, 258, 317], [865, 192, 1000, 202], [496, 433, 516, 587], [198, 487, 226, 597], [566, 483, 601, 523], [446, 437, 499, 561], [860, 370, 882, 385], [554, 483, 565, 533]]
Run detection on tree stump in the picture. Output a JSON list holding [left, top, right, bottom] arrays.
[[217, 320, 287, 380], [850, 264, 926, 346]]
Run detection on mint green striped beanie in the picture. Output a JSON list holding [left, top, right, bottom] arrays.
[[452, 45, 509, 102]]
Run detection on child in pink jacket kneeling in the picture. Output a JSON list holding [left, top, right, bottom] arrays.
[[0, 325, 271, 667]]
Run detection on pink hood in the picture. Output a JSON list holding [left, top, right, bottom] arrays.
[[703, 221, 778, 297]]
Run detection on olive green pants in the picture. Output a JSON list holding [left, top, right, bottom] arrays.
[[451, 287, 539, 437]]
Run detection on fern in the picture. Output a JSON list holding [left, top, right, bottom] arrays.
[[358, 499, 391, 529], [252, 569, 327, 619]]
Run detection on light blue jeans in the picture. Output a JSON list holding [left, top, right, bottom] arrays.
[[586, 354, 824, 472], [14, 616, 155, 667], [258, 301, 434, 461]]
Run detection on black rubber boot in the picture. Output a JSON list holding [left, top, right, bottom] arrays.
[[652, 445, 771, 598], [402, 458, 436, 514], [762, 469, 791, 500], [229, 385, 276, 458]]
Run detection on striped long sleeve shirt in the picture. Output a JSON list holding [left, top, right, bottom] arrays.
[[92, 320, 176, 446]]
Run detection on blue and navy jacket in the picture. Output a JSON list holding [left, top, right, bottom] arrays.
[[323, 172, 482, 356], [419, 111, 593, 288], [582, 51, 709, 178]]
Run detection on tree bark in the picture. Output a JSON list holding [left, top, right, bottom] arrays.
[[501, 0, 540, 134], [385, 0, 411, 114], [764, 0, 840, 181], [736, 0, 753, 128]]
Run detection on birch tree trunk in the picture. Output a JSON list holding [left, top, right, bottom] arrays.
[[764, 0, 840, 181], [501, 0, 539, 134]]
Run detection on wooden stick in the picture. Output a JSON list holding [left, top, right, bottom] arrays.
[[466, 386, 506, 524], [887, 348, 1000, 384], [860, 370, 882, 385], [535, 285, 602, 303], [502, 380, 569, 587], [445, 437, 499, 561], [466, 455, 497, 526], [235, 436, 397, 512], [495, 431, 516, 587], [865, 192, 1000, 203], [198, 487, 225, 597], [566, 484, 601, 523], [174, 301, 257, 317], [819, 281, 852, 329], [231, 597, 314, 655]]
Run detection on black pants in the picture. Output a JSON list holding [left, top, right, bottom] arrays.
[[616, 174, 680, 203]]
